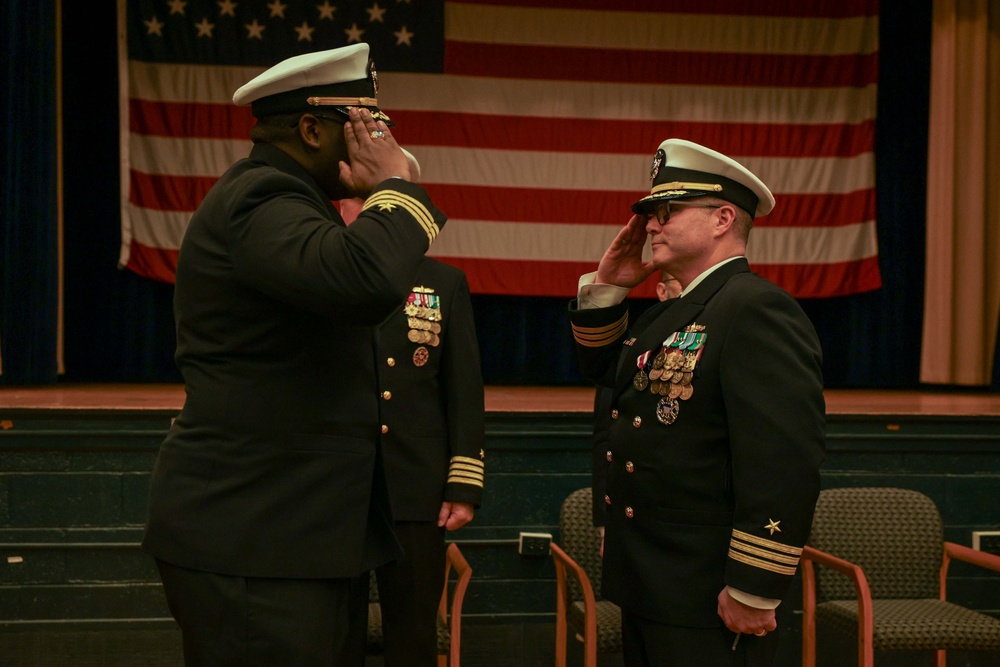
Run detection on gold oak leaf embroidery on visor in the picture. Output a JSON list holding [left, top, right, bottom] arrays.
[[447, 456, 485, 488], [572, 313, 629, 347], [363, 190, 439, 243], [728, 529, 802, 576]]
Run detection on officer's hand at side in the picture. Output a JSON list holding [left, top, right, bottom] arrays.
[[339, 108, 411, 198], [437, 501, 474, 531], [717, 588, 777, 635]]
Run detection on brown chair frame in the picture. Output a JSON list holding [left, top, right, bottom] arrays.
[[439, 541, 473, 667], [551, 541, 600, 667], [369, 542, 472, 667], [801, 540, 1000, 667]]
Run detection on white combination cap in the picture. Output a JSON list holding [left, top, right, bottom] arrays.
[[632, 138, 774, 219], [232, 43, 392, 125]]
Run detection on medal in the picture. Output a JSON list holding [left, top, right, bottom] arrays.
[[413, 346, 429, 366], [650, 326, 708, 425], [633, 370, 649, 391], [656, 397, 679, 425]]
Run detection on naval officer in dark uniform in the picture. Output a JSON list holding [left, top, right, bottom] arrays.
[[569, 139, 826, 666], [373, 255, 485, 666], [142, 43, 449, 665]]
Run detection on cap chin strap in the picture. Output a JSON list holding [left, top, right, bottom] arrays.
[[307, 96, 378, 106], [651, 181, 723, 194]]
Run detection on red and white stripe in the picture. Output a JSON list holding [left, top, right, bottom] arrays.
[[120, 0, 881, 298]]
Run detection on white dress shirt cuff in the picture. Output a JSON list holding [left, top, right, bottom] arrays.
[[577, 271, 631, 310], [726, 586, 781, 610]]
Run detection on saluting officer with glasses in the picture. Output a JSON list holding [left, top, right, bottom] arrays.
[[569, 139, 826, 666]]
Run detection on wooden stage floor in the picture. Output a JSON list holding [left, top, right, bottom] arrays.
[[1, 384, 999, 416]]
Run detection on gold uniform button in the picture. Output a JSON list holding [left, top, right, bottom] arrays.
[[625, 506, 634, 518], [633, 416, 642, 428], [381, 425, 389, 434], [604, 495, 611, 505], [382, 390, 392, 400], [611, 409, 619, 419], [625, 461, 634, 473], [606, 451, 613, 462], [386, 357, 395, 367]]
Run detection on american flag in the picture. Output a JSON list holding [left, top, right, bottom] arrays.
[[120, 0, 881, 299]]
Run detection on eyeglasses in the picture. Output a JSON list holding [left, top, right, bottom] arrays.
[[650, 201, 721, 226], [287, 112, 347, 128]]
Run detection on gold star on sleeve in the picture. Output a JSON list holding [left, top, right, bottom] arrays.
[[764, 518, 781, 535]]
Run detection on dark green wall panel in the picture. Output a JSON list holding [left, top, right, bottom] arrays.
[[0, 407, 998, 628]]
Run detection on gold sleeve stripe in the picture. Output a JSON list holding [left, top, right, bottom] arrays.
[[362, 191, 439, 242], [447, 473, 485, 488], [728, 549, 797, 576], [363, 191, 435, 234], [450, 456, 484, 468], [364, 192, 438, 242], [572, 314, 628, 348], [731, 529, 803, 556], [450, 463, 484, 474], [730, 540, 802, 566]]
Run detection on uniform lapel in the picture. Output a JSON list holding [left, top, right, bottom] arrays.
[[613, 259, 751, 400]]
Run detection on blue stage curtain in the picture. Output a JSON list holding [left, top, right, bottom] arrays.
[[1, 0, 60, 385]]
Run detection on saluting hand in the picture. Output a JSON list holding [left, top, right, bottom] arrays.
[[596, 214, 656, 288], [339, 108, 411, 198]]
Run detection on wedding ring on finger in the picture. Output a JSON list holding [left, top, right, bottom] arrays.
[[754, 630, 767, 636], [370, 129, 385, 140]]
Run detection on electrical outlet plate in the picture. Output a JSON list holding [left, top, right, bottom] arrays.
[[972, 531, 1000, 555], [518, 531, 552, 556]]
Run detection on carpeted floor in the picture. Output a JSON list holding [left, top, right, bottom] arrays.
[[2, 621, 997, 666]]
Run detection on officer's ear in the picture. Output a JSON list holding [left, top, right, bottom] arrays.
[[295, 114, 323, 150], [712, 203, 738, 238]]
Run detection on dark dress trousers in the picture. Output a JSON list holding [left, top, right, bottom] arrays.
[[143, 142, 448, 582], [373, 257, 485, 665], [569, 258, 826, 633]]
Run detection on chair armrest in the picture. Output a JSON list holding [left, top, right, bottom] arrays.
[[441, 543, 472, 667], [551, 542, 599, 667], [940, 541, 1000, 601], [800, 545, 874, 667], [944, 541, 1000, 573]]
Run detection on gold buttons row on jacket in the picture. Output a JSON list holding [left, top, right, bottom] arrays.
[[386, 357, 396, 367], [612, 408, 642, 427], [606, 450, 612, 462], [605, 494, 635, 519], [625, 461, 634, 473], [382, 390, 392, 400], [381, 425, 389, 434]]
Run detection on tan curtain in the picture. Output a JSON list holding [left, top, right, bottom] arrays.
[[921, 0, 1000, 385]]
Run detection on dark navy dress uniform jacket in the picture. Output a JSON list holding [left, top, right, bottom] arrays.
[[142, 143, 448, 580], [570, 258, 826, 626]]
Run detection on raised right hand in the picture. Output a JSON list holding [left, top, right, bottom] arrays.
[[338, 108, 411, 198], [595, 214, 656, 288]]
